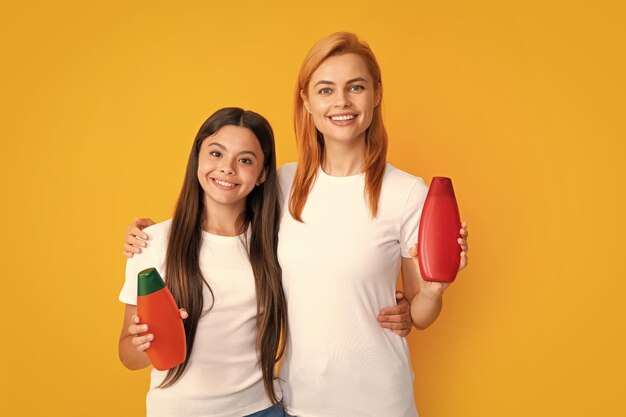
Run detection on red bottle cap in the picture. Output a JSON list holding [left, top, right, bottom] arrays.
[[428, 177, 456, 198]]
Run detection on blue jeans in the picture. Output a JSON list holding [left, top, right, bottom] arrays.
[[244, 405, 295, 417]]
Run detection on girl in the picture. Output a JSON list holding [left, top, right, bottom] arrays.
[[118, 108, 290, 417], [125, 33, 469, 416]]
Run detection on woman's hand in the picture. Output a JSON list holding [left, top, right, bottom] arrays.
[[411, 220, 469, 297], [458, 221, 469, 270], [377, 291, 413, 337], [123, 217, 156, 258]]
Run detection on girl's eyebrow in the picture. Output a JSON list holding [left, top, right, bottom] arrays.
[[207, 142, 226, 149], [207, 142, 257, 158], [313, 77, 368, 87], [238, 150, 258, 158]]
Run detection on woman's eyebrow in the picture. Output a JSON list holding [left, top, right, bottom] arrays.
[[314, 80, 335, 87], [313, 77, 368, 87], [346, 77, 368, 84]]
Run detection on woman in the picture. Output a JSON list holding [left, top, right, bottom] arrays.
[[124, 33, 468, 416]]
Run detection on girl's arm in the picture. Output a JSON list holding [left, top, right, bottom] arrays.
[[119, 304, 152, 370], [119, 304, 189, 370], [377, 292, 413, 336], [403, 223, 469, 329]]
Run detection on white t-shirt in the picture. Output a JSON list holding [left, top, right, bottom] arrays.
[[277, 163, 428, 417], [119, 219, 272, 417]]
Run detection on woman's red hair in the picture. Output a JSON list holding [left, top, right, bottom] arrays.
[[290, 32, 388, 221]]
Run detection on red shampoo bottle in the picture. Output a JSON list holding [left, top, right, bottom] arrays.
[[137, 267, 186, 370], [417, 177, 462, 283]]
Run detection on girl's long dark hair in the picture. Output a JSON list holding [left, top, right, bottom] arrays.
[[158, 107, 287, 404]]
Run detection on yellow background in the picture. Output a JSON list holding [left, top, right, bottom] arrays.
[[1, 0, 624, 416]]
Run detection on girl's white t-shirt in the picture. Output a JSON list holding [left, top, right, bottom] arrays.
[[119, 219, 272, 417], [277, 163, 427, 417]]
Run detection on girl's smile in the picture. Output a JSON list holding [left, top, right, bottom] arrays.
[[210, 177, 239, 189], [197, 125, 266, 211]]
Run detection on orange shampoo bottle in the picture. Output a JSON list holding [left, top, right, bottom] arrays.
[[137, 267, 186, 370]]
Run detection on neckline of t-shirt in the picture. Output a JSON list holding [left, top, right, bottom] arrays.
[[317, 165, 365, 182], [201, 229, 246, 244]]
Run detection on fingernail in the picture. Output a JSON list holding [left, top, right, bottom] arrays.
[[147, 334, 153, 341], [142, 325, 148, 331]]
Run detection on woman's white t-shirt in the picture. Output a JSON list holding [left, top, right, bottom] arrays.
[[277, 163, 428, 417], [119, 219, 272, 417]]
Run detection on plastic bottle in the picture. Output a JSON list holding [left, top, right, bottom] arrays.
[[417, 177, 462, 283], [137, 267, 186, 370]]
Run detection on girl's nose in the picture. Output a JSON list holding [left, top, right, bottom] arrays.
[[219, 161, 235, 175]]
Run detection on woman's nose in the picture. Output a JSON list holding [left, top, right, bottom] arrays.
[[334, 90, 351, 108]]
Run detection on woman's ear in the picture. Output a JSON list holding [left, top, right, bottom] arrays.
[[375, 82, 382, 107], [300, 89, 311, 113]]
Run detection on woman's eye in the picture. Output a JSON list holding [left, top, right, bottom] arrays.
[[350, 85, 364, 92], [210, 151, 221, 157], [239, 158, 252, 165], [319, 88, 332, 95]]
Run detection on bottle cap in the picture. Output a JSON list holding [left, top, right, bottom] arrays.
[[138, 267, 165, 296], [429, 177, 456, 198]]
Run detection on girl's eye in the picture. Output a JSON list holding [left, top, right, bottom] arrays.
[[210, 151, 221, 157], [319, 87, 332, 95], [239, 158, 252, 165], [350, 85, 364, 92]]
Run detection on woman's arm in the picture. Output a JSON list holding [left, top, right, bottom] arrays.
[[404, 222, 469, 329], [402, 252, 443, 330], [123, 217, 156, 258]]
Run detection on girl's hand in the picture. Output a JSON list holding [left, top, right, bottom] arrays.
[[128, 309, 188, 353], [128, 314, 152, 352], [123, 217, 156, 258], [377, 291, 412, 337]]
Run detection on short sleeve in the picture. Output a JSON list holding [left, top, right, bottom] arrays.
[[277, 163, 297, 209], [118, 225, 168, 305], [400, 178, 429, 258]]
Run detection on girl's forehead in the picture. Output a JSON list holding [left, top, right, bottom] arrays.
[[211, 126, 255, 140], [207, 127, 260, 148]]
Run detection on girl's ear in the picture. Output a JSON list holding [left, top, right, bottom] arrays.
[[375, 82, 382, 107], [256, 168, 267, 186]]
